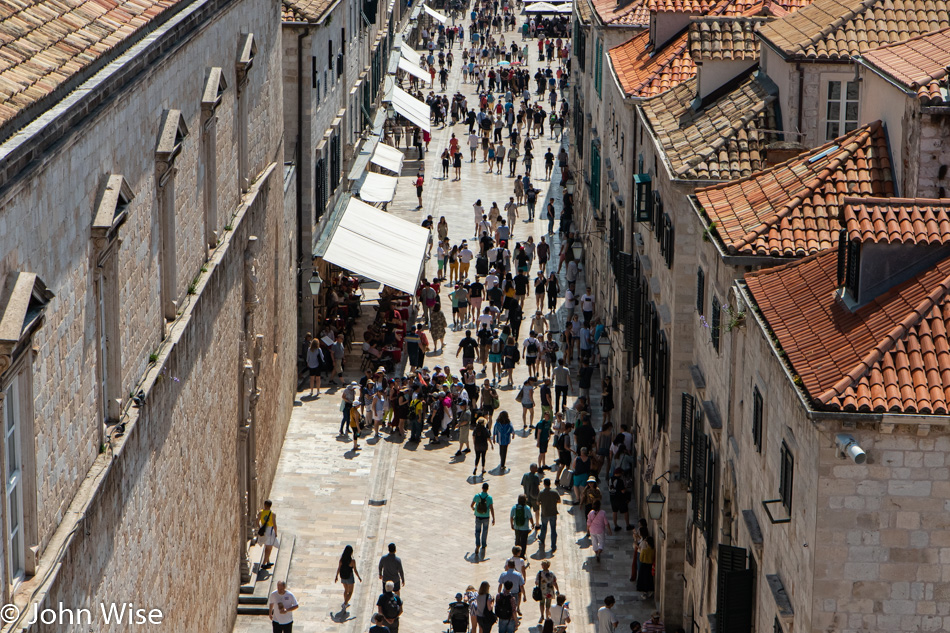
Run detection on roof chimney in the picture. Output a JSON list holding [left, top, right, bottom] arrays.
[[764, 141, 806, 167]]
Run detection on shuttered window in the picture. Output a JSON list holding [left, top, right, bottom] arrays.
[[711, 296, 721, 352], [315, 158, 327, 222], [655, 332, 669, 429], [716, 545, 754, 633], [680, 393, 694, 489], [752, 387, 763, 452], [697, 267, 705, 315], [780, 441, 794, 513], [634, 175, 652, 222], [692, 432, 708, 528], [595, 39, 603, 97], [590, 144, 601, 212]]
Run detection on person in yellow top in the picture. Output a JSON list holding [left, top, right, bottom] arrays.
[[635, 531, 655, 598], [258, 500, 278, 570]]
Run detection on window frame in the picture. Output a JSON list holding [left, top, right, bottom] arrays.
[[711, 295, 721, 352], [821, 74, 860, 141], [696, 267, 705, 315], [752, 386, 763, 452], [779, 441, 794, 513]]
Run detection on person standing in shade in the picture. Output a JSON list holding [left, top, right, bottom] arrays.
[[472, 482, 496, 556], [597, 596, 619, 633], [537, 478, 560, 552], [377, 581, 404, 633], [587, 500, 612, 562], [335, 545, 363, 609], [268, 581, 298, 633], [306, 338, 324, 397], [378, 543, 406, 594], [510, 493, 535, 556], [330, 334, 345, 385], [493, 411, 514, 471]]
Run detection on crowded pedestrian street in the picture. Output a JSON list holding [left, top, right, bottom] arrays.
[[234, 10, 656, 633]]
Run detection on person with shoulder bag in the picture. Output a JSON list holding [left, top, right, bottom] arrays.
[[257, 500, 278, 570]]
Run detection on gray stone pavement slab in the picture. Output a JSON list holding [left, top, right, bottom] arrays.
[[234, 24, 656, 633]]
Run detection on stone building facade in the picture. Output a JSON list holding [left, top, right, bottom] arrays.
[[0, 0, 295, 629]]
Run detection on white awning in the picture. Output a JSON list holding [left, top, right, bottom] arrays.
[[371, 143, 405, 174], [400, 42, 418, 60], [392, 86, 431, 131], [524, 2, 560, 11], [423, 4, 448, 22], [398, 56, 431, 83], [358, 172, 398, 203], [322, 197, 429, 294]]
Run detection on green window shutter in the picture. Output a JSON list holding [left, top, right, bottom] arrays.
[[595, 40, 603, 97], [590, 144, 601, 211]]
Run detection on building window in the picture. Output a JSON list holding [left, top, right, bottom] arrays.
[[752, 386, 763, 452], [651, 190, 662, 231], [824, 79, 859, 140], [201, 67, 227, 251], [595, 39, 603, 97], [711, 295, 721, 352], [4, 376, 25, 584], [236, 33, 257, 193], [155, 110, 188, 323], [634, 174, 651, 222], [660, 213, 674, 268], [330, 133, 341, 193], [654, 331, 669, 429], [680, 393, 694, 489], [696, 267, 705, 315], [779, 441, 794, 513], [329, 40, 334, 72], [315, 157, 327, 222], [590, 143, 601, 212]]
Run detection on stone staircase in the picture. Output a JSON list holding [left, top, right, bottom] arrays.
[[237, 533, 295, 616]]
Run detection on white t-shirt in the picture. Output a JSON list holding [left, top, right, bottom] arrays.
[[459, 248, 474, 263], [550, 605, 571, 627], [269, 590, 298, 624], [469, 133, 480, 148], [566, 260, 578, 282], [486, 274, 499, 290], [564, 290, 575, 309], [580, 294, 594, 311], [597, 606, 618, 633]]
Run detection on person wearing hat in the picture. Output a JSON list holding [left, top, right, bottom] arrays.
[[581, 476, 602, 535], [641, 612, 664, 633]]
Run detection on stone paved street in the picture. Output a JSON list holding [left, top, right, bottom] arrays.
[[235, 22, 655, 633]]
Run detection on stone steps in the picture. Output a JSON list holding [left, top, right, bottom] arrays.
[[237, 533, 296, 615]]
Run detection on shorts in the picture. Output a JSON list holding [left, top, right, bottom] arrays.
[[416, 186, 423, 196], [459, 301, 469, 308], [572, 473, 587, 488], [489, 353, 502, 363], [309, 367, 321, 377], [526, 356, 537, 366], [452, 306, 459, 313]]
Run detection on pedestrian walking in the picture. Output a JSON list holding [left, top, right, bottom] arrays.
[[608, 468, 632, 531], [587, 500, 611, 562], [377, 581, 405, 633], [534, 560, 559, 622], [473, 416, 493, 476], [498, 561, 526, 617], [597, 597, 619, 633], [493, 411, 514, 471], [340, 381, 358, 436], [257, 500, 278, 569], [636, 531, 656, 598], [495, 581, 518, 633], [550, 595, 571, 632], [378, 543, 406, 594], [335, 545, 363, 608], [268, 581, 298, 633], [521, 463, 542, 524], [537, 478, 559, 552], [510, 494, 535, 555], [475, 581, 496, 633], [472, 482, 496, 555], [535, 410, 552, 469]]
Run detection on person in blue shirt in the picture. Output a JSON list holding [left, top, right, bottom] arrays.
[[493, 411, 514, 471]]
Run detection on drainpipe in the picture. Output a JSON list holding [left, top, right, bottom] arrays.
[[296, 27, 312, 336], [796, 62, 804, 138]]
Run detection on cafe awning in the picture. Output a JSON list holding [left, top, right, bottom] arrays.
[[357, 172, 398, 203], [398, 56, 431, 83], [321, 197, 429, 294], [423, 4, 448, 22], [400, 42, 420, 61], [371, 142, 405, 174], [391, 86, 431, 131]]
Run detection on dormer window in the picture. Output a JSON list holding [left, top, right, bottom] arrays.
[[634, 174, 652, 222]]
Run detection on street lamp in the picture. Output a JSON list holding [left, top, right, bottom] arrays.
[[571, 240, 583, 260], [646, 484, 666, 520], [597, 335, 610, 359], [565, 180, 575, 195], [309, 271, 324, 297]]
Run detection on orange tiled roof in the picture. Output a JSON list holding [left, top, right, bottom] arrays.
[[845, 197, 950, 244], [688, 16, 767, 60], [609, 30, 695, 96], [757, 0, 950, 61], [282, 0, 336, 21], [694, 122, 894, 257], [0, 0, 184, 135], [639, 73, 780, 180], [745, 246, 950, 413], [649, 0, 717, 12], [591, 0, 651, 26], [861, 26, 950, 106]]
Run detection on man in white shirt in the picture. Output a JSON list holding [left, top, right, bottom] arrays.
[[505, 197, 519, 231], [485, 271, 499, 290], [566, 259, 578, 285], [563, 285, 575, 313], [580, 286, 595, 326], [496, 220, 510, 243], [459, 243, 475, 278], [597, 596, 619, 633], [469, 132, 480, 162], [269, 581, 299, 632], [550, 595, 571, 631]]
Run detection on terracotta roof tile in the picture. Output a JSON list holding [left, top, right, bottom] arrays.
[[844, 197, 950, 244], [0, 0, 183, 136], [860, 26, 950, 105], [639, 72, 780, 180], [694, 121, 894, 256], [609, 30, 696, 96], [649, 0, 717, 11], [578, 0, 593, 23], [591, 0, 651, 26], [746, 245, 950, 413], [688, 16, 767, 60], [282, 0, 336, 22], [758, 0, 950, 61]]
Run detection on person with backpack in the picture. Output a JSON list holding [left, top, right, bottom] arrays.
[[376, 581, 404, 633], [488, 330, 504, 384], [472, 482, 496, 556], [522, 330, 541, 376], [495, 575, 521, 629], [501, 337, 519, 388], [510, 493, 535, 558]]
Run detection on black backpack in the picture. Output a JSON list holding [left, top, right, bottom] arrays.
[[527, 340, 538, 355], [475, 493, 489, 514], [381, 593, 401, 619], [494, 593, 513, 620]]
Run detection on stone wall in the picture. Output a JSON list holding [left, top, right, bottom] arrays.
[[0, 0, 295, 629], [916, 111, 950, 199]]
